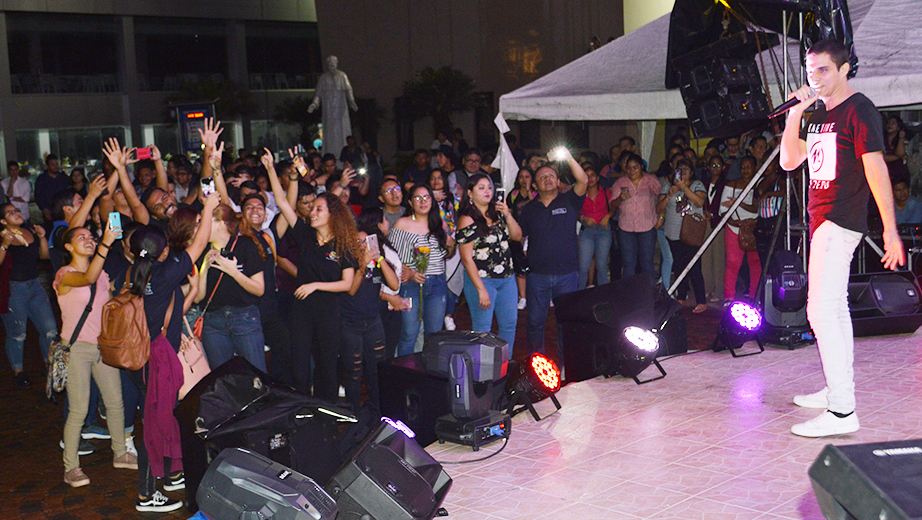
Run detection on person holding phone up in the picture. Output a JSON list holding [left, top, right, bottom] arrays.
[[609, 153, 661, 279]]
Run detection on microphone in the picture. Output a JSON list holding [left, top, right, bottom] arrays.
[[768, 88, 816, 118]]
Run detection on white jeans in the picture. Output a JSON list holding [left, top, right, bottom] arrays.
[[806, 220, 862, 413]]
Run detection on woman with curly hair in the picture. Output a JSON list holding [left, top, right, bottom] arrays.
[[195, 202, 268, 371], [263, 148, 362, 400]]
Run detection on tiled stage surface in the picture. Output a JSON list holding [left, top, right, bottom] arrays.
[[1, 282, 920, 519]]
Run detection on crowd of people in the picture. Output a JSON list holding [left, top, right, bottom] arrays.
[[0, 108, 918, 509]]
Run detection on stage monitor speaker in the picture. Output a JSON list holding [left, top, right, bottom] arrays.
[[379, 353, 451, 448], [556, 274, 657, 383], [808, 439, 922, 520], [848, 272, 922, 337], [175, 357, 350, 511], [197, 447, 338, 520], [327, 421, 452, 520]]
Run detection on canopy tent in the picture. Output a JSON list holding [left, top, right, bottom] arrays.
[[497, 0, 922, 124]]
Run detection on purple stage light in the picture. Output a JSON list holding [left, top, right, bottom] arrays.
[[729, 302, 762, 331]]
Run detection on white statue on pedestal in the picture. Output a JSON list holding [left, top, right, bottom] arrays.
[[308, 56, 358, 157]]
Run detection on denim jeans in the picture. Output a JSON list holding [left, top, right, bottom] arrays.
[[2, 277, 58, 371], [525, 271, 578, 365], [202, 305, 266, 372], [341, 316, 386, 415], [578, 223, 612, 289], [657, 229, 674, 287], [807, 220, 862, 414], [397, 274, 447, 356], [618, 228, 657, 280], [463, 274, 518, 353]]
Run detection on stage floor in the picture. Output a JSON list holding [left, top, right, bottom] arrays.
[[426, 332, 922, 520]]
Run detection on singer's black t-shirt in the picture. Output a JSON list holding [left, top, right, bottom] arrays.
[[799, 93, 884, 237]]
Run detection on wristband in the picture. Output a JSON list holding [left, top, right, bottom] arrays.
[[98, 242, 110, 249], [96, 251, 107, 260]]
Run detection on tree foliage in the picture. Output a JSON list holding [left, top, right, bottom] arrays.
[[401, 66, 475, 132], [273, 95, 322, 145]]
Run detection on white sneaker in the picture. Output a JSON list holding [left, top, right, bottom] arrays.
[[125, 435, 137, 456], [793, 387, 828, 409], [517, 298, 527, 310], [444, 316, 456, 331], [338, 385, 346, 397], [791, 410, 859, 437], [136, 491, 183, 513]]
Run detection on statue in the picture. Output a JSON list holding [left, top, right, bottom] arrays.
[[308, 56, 358, 158]]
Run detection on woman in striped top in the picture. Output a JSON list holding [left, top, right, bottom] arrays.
[[390, 184, 455, 356]]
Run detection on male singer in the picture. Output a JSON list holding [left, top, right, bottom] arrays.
[[780, 39, 905, 437]]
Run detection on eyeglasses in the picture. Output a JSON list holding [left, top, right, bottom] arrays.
[[465, 158, 482, 164], [709, 163, 723, 168], [412, 195, 431, 202], [383, 187, 401, 195], [3, 208, 21, 216]]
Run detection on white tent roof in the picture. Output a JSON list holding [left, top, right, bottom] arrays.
[[499, 0, 922, 121]]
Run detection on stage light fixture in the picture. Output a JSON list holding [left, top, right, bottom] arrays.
[[712, 301, 765, 357], [505, 353, 562, 421], [611, 326, 667, 384]]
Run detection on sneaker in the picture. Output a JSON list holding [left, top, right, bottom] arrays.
[[113, 452, 138, 470], [13, 372, 31, 388], [97, 401, 107, 421], [60, 439, 97, 456], [517, 298, 527, 310], [444, 316, 456, 331], [163, 472, 185, 492], [791, 410, 860, 438], [81, 424, 110, 440], [64, 467, 90, 488], [338, 385, 346, 398], [549, 300, 555, 308], [125, 435, 137, 457], [136, 491, 183, 513], [793, 387, 829, 409]]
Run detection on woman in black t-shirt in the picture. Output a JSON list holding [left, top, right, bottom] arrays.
[[195, 203, 267, 372], [263, 149, 362, 401], [0, 203, 57, 387]]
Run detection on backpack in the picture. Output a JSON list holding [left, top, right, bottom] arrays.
[[98, 288, 151, 371]]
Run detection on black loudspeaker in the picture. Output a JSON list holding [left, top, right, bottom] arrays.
[[379, 353, 451, 448], [175, 357, 352, 511], [848, 272, 922, 337], [556, 274, 658, 382], [197, 447, 338, 520], [809, 439, 922, 520], [673, 31, 771, 139], [326, 421, 452, 520], [422, 331, 509, 420]]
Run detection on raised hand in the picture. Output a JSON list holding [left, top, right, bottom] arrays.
[[197, 118, 224, 149], [260, 148, 275, 170]]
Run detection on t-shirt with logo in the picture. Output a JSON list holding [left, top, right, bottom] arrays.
[[289, 219, 358, 304], [519, 190, 586, 275], [799, 93, 884, 237]]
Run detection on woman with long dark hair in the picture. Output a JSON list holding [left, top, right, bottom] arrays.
[[428, 168, 461, 331], [0, 203, 57, 387], [340, 209, 399, 414], [508, 167, 535, 309], [55, 223, 131, 487], [657, 158, 707, 313], [195, 202, 267, 371], [263, 150, 363, 401], [458, 173, 522, 350], [390, 184, 455, 356], [126, 190, 218, 513]]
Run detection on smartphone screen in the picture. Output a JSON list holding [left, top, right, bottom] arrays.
[[201, 177, 216, 197], [107, 212, 123, 239], [365, 234, 380, 259]]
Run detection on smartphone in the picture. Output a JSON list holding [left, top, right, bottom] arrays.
[[315, 185, 327, 194], [201, 177, 216, 197], [552, 146, 568, 161], [107, 212, 123, 239], [402, 298, 412, 310], [219, 249, 235, 260], [495, 187, 506, 202], [357, 167, 367, 176], [136, 147, 152, 160], [674, 169, 682, 182], [364, 234, 380, 259]]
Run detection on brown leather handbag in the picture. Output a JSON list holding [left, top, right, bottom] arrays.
[[680, 212, 708, 247]]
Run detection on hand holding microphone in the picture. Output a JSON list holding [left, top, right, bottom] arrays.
[[769, 86, 818, 118]]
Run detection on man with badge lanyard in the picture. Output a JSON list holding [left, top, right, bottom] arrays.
[[780, 39, 905, 438]]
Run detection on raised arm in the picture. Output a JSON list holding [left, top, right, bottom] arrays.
[[68, 175, 106, 227], [186, 191, 220, 262], [151, 146, 169, 191], [262, 149, 298, 230], [779, 85, 817, 171], [102, 138, 149, 225], [58, 223, 120, 288]]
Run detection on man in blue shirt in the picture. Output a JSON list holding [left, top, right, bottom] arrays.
[[894, 177, 922, 225], [519, 149, 588, 371]]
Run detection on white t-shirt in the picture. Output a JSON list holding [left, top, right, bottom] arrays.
[[1, 177, 32, 217]]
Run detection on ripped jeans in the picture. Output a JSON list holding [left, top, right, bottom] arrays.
[[2, 278, 57, 371]]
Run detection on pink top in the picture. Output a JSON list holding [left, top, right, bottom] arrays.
[[611, 174, 662, 233], [54, 267, 111, 344]]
